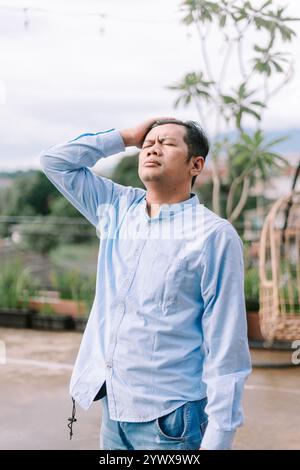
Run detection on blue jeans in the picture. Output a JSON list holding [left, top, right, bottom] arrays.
[[100, 395, 208, 450]]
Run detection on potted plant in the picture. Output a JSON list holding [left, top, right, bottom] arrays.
[[244, 267, 264, 341], [30, 269, 95, 331], [31, 302, 75, 331], [0, 259, 39, 328]]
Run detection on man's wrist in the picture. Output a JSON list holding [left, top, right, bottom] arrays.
[[120, 129, 134, 147]]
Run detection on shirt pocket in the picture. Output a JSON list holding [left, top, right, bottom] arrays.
[[140, 252, 170, 305], [161, 256, 188, 312]]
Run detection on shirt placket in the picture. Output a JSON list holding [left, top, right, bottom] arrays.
[[105, 217, 152, 419]]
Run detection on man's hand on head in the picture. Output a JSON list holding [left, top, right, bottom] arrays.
[[120, 116, 177, 149]]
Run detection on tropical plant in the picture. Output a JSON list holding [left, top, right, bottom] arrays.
[[168, 0, 299, 222], [226, 130, 288, 221]]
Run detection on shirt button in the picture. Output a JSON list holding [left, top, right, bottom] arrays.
[[106, 363, 112, 369]]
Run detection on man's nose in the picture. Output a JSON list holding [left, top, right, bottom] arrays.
[[147, 144, 162, 156]]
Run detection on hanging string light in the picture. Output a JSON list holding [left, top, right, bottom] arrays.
[[0, 3, 178, 36], [23, 6, 29, 30], [97, 13, 106, 36]]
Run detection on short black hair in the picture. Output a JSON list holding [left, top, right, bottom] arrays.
[[147, 119, 209, 187]]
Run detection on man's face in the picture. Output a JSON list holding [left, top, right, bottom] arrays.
[[138, 123, 192, 188]]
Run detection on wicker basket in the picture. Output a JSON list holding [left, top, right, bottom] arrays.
[[259, 191, 300, 341]]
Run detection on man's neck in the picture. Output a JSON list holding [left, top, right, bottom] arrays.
[[145, 188, 191, 218]]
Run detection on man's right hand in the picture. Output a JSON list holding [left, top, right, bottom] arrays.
[[120, 116, 177, 149]]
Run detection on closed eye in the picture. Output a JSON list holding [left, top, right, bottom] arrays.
[[142, 142, 176, 149]]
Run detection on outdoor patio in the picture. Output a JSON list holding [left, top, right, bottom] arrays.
[[0, 327, 299, 450]]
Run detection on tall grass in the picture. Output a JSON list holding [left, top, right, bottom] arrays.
[[49, 268, 96, 313], [244, 267, 260, 301], [0, 258, 40, 309]]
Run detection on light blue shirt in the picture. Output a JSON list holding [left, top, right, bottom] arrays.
[[39, 128, 252, 450]]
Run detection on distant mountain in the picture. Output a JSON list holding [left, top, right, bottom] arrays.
[[0, 169, 37, 180], [264, 128, 300, 154]]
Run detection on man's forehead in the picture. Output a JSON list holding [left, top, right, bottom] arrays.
[[145, 123, 185, 141]]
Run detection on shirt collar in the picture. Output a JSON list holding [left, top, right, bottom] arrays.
[[141, 192, 200, 221]]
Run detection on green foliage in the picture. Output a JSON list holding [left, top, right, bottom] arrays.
[[49, 268, 96, 312], [244, 267, 260, 301], [229, 130, 288, 180], [168, 72, 214, 108], [253, 45, 289, 76], [0, 170, 92, 245], [180, 1, 221, 25], [112, 154, 145, 189], [39, 302, 56, 316], [0, 258, 40, 310], [49, 242, 98, 275], [0, 171, 60, 217], [19, 216, 60, 255], [170, 0, 299, 222], [49, 196, 83, 218], [221, 83, 266, 130], [18, 215, 96, 255]]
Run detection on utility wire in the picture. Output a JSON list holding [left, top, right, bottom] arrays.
[[0, 4, 180, 25]]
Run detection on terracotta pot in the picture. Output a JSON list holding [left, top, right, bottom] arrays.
[[247, 311, 264, 341], [28, 297, 86, 317]]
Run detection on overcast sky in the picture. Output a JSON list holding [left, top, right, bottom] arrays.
[[0, 0, 299, 172]]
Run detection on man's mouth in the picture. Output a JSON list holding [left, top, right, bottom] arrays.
[[144, 159, 161, 167]]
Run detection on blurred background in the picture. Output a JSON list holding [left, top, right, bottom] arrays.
[[0, 0, 299, 450]]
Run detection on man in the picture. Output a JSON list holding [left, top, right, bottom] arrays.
[[40, 116, 252, 450]]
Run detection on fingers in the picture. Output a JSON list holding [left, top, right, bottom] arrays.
[[136, 116, 179, 148]]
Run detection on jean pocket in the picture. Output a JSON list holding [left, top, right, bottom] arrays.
[[155, 402, 189, 441]]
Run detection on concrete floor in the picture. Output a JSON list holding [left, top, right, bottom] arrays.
[[0, 327, 299, 450]]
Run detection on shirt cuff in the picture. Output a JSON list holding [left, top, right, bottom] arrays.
[[99, 129, 126, 157], [200, 422, 235, 450]]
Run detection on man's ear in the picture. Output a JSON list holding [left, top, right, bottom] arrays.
[[190, 156, 205, 177]]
